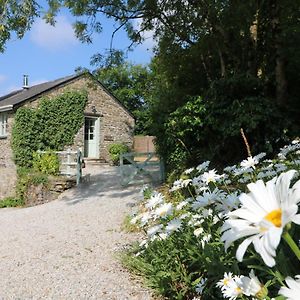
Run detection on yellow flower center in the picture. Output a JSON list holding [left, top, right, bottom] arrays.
[[264, 209, 282, 227], [235, 287, 243, 294], [223, 279, 229, 286]]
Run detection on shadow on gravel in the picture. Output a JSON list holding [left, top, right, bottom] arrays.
[[61, 167, 143, 205]]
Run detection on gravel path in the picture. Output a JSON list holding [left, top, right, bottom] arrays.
[[0, 166, 153, 299]]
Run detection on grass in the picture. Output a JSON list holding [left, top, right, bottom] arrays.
[[0, 197, 24, 208]]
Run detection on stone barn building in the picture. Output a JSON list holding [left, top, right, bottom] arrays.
[[0, 72, 135, 199]]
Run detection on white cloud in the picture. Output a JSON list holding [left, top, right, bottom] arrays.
[[30, 16, 79, 51], [0, 75, 6, 84], [132, 19, 156, 52]]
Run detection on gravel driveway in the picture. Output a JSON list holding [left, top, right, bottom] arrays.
[[0, 166, 152, 299]]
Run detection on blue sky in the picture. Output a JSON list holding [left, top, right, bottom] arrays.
[[0, 9, 154, 96]]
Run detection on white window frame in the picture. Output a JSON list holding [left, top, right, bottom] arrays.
[[0, 113, 8, 137]]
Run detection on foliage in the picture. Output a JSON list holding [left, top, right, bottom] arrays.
[[126, 140, 300, 299], [32, 151, 60, 176], [14, 167, 49, 204], [156, 96, 206, 173], [12, 90, 87, 167], [108, 143, 130, 165], [0, 0, 39, 52], [0, 197, 24, 208]]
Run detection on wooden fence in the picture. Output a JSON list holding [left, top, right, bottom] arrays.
[[133, 136, 156, 153]]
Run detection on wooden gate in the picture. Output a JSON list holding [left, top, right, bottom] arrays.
[[119, 152, 165, 186]]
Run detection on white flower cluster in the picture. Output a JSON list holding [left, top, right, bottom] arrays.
[[130, 140, 300, 298], [217, 271, 266, 300]]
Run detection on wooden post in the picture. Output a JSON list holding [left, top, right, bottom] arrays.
[[66, 148, 71, 175], [76, 149, 82, 185]]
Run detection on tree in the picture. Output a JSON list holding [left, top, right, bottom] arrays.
[[0, 0, 39, 52]]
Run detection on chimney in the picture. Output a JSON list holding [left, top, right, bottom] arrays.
[[23, 75, 29, 89]]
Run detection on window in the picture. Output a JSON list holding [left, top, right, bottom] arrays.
[[0, 113, 7, 137]]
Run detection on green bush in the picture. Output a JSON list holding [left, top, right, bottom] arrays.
[[0, 197, 24, 208], [108, 143, 130, 165], [15, 168, 49, 202], [32, 151, 60, 175]]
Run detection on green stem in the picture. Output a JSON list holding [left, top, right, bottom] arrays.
[[283, 231, 300, 261]]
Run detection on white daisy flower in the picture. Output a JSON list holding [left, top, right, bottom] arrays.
[[165, 219, 182, 233], [196, 161, 210, 172], [201, 169, 221, 184], [145, 192, 164, 209], [170, 179, 183, 192], [201, 208, 213, 218], [221, 170, 300, 267], [192, 188, 225, 209], [139, 211, 153, 226], [155, 203, 173, 218], [147, 224, 163, 237], [216, 272, 234, 291], [222, 275, 244, 300], [195, 278, 207, 294], [216, 192, 240, 213], [176, 200, 189, 210], [224, 165, 237, 173], [279, 275, 300, 300], [200, 234, 211, 248], [193, 227, 204, 237], [182, 178, 192, 187], [130, 215, 141, 225], [184, 167, 194, 174], [179, 212, 191, 220], [240, 156, 259, 170], [240, 270, 266, 298]]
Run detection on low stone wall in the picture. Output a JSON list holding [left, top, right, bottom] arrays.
[[0, 166, 17, 200], [24, 177, 76, 207]]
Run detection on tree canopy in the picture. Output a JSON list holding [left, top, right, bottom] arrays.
[[2, 0, 300, 172]]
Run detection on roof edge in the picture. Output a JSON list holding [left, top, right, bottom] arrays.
[[0, 105, 13, 112], [12, 73, 85, 109]]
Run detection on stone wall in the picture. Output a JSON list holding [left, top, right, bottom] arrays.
[[0, 112, 17, 199]]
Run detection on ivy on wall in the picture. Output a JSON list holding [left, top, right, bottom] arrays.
[[12, 90, 88, 167]]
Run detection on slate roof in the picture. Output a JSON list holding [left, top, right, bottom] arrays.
[[0, 72, 134, 118], [0, 73, 81, 108]]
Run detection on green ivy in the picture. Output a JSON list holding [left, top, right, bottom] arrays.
[[12, 90, 87, 167]]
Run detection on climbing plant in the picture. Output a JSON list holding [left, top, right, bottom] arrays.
[[12, 90, 88, 167]]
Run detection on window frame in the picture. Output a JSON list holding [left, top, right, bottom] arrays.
[[0, 112, 8, 138]]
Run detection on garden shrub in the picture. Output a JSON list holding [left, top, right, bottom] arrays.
[[32, 151, 60, 175], [108, 143, 130, 165], [15, 167, 49, 203], [155, 75, 291, 174]]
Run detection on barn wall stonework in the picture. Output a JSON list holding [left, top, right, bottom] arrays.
[[0, 112, 17, 199]]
